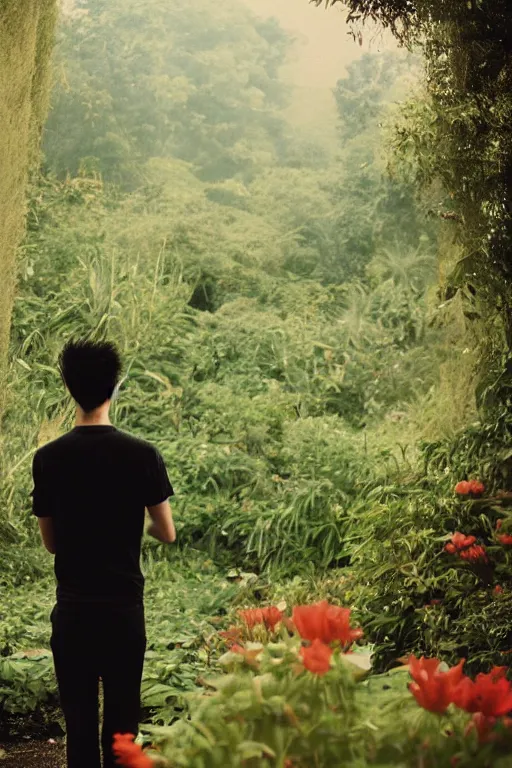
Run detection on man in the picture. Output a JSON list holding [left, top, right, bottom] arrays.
[[31, 339, 176, 768]]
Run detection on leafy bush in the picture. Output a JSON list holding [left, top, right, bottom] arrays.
[[344, 432, 512, 673]]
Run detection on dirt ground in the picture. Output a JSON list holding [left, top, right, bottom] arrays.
[[0, 740, 65, 768]]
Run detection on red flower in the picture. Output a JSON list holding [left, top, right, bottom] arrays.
[[239, 608, 264, 628], [445, 532, 476, 553], [468, 480, 485, 495], [112, 734, 153, 768], [300, 639, 332, 675], [239, 606, 283, 631], [455, 480, 485, 496], [459, 544, 487, 563], [262, 606, 284, 631], [408, 656, 465, 714], [494, 585, 504, 595], [497, 519, 503, 530], [498, 533, 512, 546], [292, 601, 363, 648], [452, 668, 512, 717]]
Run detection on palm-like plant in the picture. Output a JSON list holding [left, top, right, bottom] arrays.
[[368, 240, 437, 295], [338, 283, 380, 349]]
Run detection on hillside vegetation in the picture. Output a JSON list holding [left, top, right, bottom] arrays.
[[3, 1, 512, 766]]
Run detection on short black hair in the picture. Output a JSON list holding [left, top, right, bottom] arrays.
[[59, 339, 122, 412]]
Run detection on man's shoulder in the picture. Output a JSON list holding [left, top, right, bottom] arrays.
[[112, 429, 158, 455], [35, 427, 158, 458], [34, 431, 74, 458]]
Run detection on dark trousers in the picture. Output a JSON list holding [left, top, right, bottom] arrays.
[[50, 602, 146, 768]]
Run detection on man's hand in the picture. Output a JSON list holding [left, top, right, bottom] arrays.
[[146, 500, 176, 543]]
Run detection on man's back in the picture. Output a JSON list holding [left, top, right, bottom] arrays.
[[32, 425, 173, 603]]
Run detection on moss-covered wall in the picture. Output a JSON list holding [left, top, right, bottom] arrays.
[[0, 0, 58, 414]]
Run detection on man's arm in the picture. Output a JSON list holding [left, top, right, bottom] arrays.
[[32, 451, 55, 552], [146, 500, 176, 543], [38, 517, 57, 554]]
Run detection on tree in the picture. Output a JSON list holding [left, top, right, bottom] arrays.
[[327, 51, 437, 282]]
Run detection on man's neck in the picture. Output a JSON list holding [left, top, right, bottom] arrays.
[[75, 403, 111, 427]]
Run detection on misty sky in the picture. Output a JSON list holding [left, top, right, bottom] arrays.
[[244, 0, 397, 87], [243, 0, 399, 151]]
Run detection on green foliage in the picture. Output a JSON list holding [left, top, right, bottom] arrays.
[[6, 1, 497, 760], [3, 110, 437, 572], [0, 654, 56, 716]]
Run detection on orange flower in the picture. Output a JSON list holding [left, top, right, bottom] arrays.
[[455, 481, 471, 495], [112, 734, 153, 768], [300, 639, 332, 675], [292, 601, 363, 648], [452, 668, 512, 717], [498, 533, 512, 546], [408, 656, 465, 714], [239, 606, 283, 631], [494, 585, 503, 595]]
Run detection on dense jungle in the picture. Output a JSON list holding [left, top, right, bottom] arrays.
[[1, 0, 512, 766]]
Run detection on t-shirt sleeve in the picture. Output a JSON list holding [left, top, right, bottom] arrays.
[[31, 451, 52, 518], [143, 448, 174, 507]]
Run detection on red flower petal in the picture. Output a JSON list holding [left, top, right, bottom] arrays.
[[408, 656, 465, 714], [112, 734, 153, 768], [300, 639, 332, 675], [292, 601, 362, 648], [453, 669, 512, 717], [468, 480, 485, 495]]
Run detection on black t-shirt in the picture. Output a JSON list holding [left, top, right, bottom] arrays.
[[31, 425, 173, 604]]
